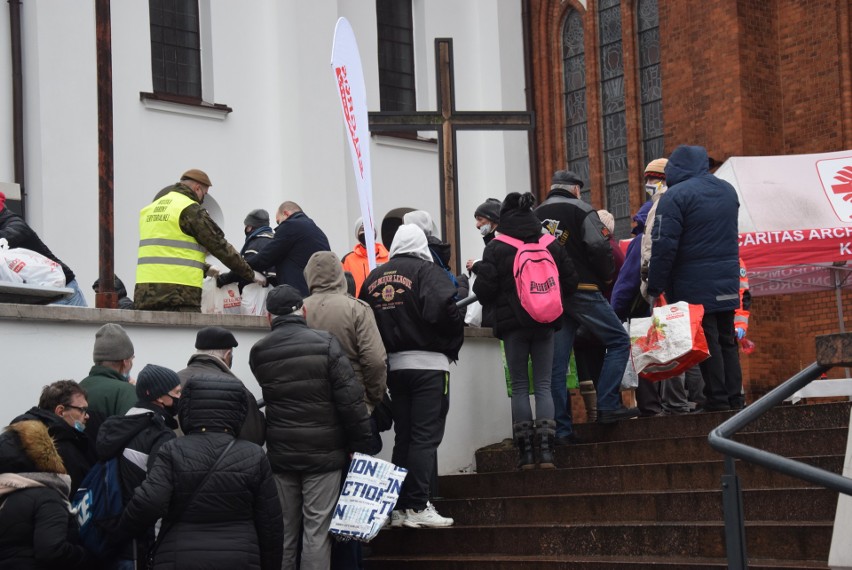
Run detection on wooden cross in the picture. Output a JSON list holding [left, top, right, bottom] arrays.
[[368, 38, 534, 274]]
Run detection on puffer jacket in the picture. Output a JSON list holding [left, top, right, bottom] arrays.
[[473, 206, 579, 339], [647, 145, 740, 313], [11, 407, 94, 496], [0, 207, 76, 284], [176, 353, 267, 446], [118, 378, 283, 570], [303, 251, 388, 413], [0, 421, 90, 570], [249, 313, 372, 474], [611, 200, 654, 320]]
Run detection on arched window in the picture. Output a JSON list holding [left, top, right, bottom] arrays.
[[562, 9, 590, 203], [598, 0, 629, 235], [637, 0, 664, 164]]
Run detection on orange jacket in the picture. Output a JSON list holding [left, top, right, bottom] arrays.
[[734, 257, 751, 335], [342, 242, 390, 297]]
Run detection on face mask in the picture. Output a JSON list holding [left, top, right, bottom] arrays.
[[358, 233, 366, 246], [73, 421, 85, 433], [122, 373, 131, 381], [645, 180, 666, 197], [479, 224, 493, 237], [164, 399, 179, 418], [245, 227, 253, 237]]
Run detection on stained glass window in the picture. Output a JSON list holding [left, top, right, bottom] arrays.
[[638, 0, 664, 165], [562, 10, 590, 203], [598, 0, 629, 235]]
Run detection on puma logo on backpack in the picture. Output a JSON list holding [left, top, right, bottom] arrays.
[[494, 233, 563, 323]]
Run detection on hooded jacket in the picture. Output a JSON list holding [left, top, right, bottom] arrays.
[[611, 201, 654, 320], [473, 199, 579, 338], [248, 211, 331, 295], [303, 251, 388, 413], [0, 421, 90, 569], [119, 378, 283, 570], [12, 407, 94, 496], [359, 225, 465, 361], [647, 145, 740, 313], [249, 312, 372, 473], [535, 188, 616, 291], [176, 353, 267, 446]]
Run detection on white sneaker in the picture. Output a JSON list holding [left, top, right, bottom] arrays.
[[402, 502, 454, 528], [390, 509, 406, 528]]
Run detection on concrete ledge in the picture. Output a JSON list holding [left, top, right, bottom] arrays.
[[0, 303, 497, 338], [816, 333, 852, 367]]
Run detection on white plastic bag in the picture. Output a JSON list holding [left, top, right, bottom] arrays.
[[0, 239, 65, 287], [221, 283, 241, 315], [463, 274, 483, 327], [200, 277, 223, 314], [240, 284, 269, 316], [629, 301, 709, 382], [0, 240, 24, 284], [620, 321, 639, 390], [329, 453, 408, 543]]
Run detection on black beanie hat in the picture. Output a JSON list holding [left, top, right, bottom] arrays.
[[136, 364, 180, 402], [266, 284, 304, 316], [195, 326, 238, 349], [243, 209, 270, 228], [474, 198, 501, 224]]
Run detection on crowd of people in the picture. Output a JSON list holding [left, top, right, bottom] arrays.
[[0, 147, 748, 568]]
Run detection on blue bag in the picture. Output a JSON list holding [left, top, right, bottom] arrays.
[[71, 458, 123, 558]]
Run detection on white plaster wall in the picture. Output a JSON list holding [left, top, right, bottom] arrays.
[[0, 313, 509, 474], [2, 0, 528, 306]]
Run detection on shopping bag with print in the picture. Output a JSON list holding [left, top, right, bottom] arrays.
[[220, 283, 242, 315], [329, 453, 408, 543], [620, 321, 639, 390], [0, 239, 65, 287], [240, 283, 269, 316], [629, 301, 709, 382]]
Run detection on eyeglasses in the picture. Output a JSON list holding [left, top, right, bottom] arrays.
[[64, 404, 89, 415]]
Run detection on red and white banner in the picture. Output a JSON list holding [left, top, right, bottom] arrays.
[[739, 226, 852, 270], [331, 18, 376, 269]]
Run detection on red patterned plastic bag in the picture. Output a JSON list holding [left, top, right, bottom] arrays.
[[629, 301, 709, 382]]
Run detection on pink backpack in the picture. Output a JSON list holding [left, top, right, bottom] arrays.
[[493, 233, 563, 323]]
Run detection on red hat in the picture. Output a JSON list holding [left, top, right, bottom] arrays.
[[0, 192, 6, 212]]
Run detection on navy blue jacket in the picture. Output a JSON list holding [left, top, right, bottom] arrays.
[[611, 200, 653, 320], [248, 212, 330, 295], [646, 145, 740, 313]]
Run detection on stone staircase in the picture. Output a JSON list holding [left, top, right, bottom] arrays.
[[366, 401, 850, 569]]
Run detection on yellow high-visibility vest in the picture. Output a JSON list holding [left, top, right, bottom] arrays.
[[136, 191, 207, 287]]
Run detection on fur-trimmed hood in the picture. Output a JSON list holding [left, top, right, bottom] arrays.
[[0, 420, 67, 475]]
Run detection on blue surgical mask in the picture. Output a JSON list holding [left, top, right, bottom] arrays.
[[122, 373, 130, 381], [479, 223, 493, 237], [73, 421, 85, 433]]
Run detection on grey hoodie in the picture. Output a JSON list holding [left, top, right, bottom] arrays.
[[303, 251, 388, 412]]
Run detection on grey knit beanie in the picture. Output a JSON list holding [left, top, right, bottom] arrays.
[[92, 323, 134, 362], [243, 208, 270, 228]]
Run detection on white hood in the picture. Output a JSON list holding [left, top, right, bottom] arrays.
[[389, 224, 432, 261]]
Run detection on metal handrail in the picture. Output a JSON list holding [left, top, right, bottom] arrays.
[[707, 361, 852, 569]]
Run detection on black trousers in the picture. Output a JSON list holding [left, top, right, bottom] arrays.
[[699, 310, 739, 410], [388, 369, 449, 511]]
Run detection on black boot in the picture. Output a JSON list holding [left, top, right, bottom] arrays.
[[512, 421, 535, 470], [535, 419, 556, 469]]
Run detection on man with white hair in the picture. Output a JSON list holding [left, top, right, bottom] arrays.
[[536, 170, 639, 433], [359, 224, 464, 528]]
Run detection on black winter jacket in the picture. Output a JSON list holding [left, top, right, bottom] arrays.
[[359, 254, 465, 360], [535, 189, 615, 291], [249, 314, 372, 473], [177, 353, 267, 446], [248, 212, 330, 295], [0, 207, 76, 284], [218, 225, 278, 290], [0, 421, 90, 570], [12, 407, 95, 496], [473, 208, 579, 338], [118, 378, 283, 570]]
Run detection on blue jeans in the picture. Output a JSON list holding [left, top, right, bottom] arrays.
[[551, 290, 630, 435], [52, 279, 88, 307]]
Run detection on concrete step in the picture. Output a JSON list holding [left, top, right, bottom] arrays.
[[365, 554, 830, 570], [432, 487, 836, 525], [474, 427, 847, 472], [567, 401, 851, 444], [369, 522, 832, 560], [439, 455, 844, 497]]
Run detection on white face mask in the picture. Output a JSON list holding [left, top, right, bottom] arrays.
[[645, 180, 667, 197], [479, 223, 493, 237]]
